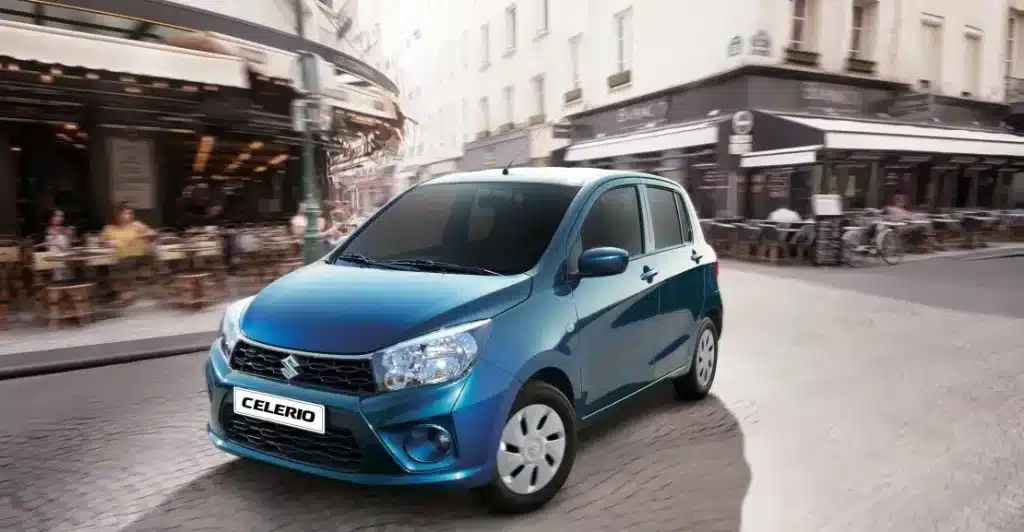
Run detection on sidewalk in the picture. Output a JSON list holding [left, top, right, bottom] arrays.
[[2, 242, 1021, 379], [0, 300, 226, 379]]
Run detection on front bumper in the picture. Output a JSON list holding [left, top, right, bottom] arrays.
[[205, 342, 520, 489]]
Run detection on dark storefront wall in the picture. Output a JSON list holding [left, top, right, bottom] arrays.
[[567, 67, 1020, 217], [461, 130, 530, 172]]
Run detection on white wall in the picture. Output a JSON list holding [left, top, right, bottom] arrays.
[[388, 0, 1013, 168]]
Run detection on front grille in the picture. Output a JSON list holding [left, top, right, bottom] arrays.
[[221, 405, 363, 472], [229, 340, 377, 395]]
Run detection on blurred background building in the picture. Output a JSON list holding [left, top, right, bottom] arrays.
[[0, 0, 402, 238], [385, 0, 1024, 216]]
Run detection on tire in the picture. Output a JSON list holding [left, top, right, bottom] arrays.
[[474, 380, 577, 514], [673, 318, 719, 401], [879, 230, 904, 265]]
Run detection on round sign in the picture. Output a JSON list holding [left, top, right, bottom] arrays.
[[732, 110, 754, 135]]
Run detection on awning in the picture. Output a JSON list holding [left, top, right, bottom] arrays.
[[740, 145, 822, 168], [565, 120, 719, 162], [0, 19, 248, 88], [776, 114, 1024, 157], [320, 84, 400, 122]]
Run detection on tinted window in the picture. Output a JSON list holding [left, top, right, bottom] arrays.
[[579, 186, 644, 256], [676, 192, 694, 243], [647, 187, 685, 250], [340, 182, 579, 275]]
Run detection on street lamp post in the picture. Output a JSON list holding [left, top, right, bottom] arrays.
[[294, 0, 322, 264]]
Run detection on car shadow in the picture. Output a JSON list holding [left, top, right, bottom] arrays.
[[120, 382, 750, 532]]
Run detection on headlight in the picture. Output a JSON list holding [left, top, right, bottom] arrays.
[[375, 319, 491, 391], [218, 296, 253, 358]]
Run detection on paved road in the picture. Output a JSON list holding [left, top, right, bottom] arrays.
[[1, 264, 1022, 532]]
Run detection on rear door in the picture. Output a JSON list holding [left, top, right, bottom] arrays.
[[641, 183, 706, 379]]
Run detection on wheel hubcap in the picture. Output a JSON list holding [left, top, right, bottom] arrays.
[[695, 329, 716, 388], [496, 404, 567, 495]]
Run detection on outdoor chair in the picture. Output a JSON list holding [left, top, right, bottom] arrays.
[[757, 225, 784, 264]]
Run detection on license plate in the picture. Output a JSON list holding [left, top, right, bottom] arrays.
[[233, 388, 326, 434]]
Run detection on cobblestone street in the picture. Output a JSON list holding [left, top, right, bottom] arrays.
[[1, 259, 1022, 532]]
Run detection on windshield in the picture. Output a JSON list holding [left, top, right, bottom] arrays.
[[336, 181, 580, 275]]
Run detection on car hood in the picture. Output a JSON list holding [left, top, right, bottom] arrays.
[[240, 262, 532, 354]]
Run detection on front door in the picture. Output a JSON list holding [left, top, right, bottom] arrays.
[[571, 183, 659, 419], [641, 184, 706, 379]]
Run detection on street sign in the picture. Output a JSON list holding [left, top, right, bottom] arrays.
[[728, 142, 752, 155], [731, 111, 754, 135]]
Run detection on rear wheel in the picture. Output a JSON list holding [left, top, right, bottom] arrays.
[[673, 318, 718, 400], [475, 380, 577, 514]]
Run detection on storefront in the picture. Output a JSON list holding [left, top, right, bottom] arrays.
[[736, 111, 1024, 218], [0, 3, 401, 237], [562, 65, 1022, 219]]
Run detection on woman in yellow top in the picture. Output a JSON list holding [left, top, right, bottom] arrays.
[[101, 203, 155, 267]]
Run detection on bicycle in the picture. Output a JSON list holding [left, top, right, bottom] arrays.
[[841, 219, 905, 266]]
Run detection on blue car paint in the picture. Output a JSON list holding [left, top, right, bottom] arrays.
[[206, 168, 722, 489]]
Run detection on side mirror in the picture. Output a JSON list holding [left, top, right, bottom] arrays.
[[577, 247, 629, 278]]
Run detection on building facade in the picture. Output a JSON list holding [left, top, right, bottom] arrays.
[[390, 0, 1024, 215], [0, 0, 400, 237]]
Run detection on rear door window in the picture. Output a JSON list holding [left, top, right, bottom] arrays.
[[646, 186, 686, 251]]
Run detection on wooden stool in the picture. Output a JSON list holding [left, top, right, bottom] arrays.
[[173, 272, 214, 308], [42, 283, 95, 328]]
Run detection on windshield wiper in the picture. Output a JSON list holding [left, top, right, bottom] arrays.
[[334, 253, 413, 271], [383, 259, 502, 276]]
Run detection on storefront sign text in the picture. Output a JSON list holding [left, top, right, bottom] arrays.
[[800, 82, 863, 115], [615, 98, 669, 127], [888, 91, 933, 118]]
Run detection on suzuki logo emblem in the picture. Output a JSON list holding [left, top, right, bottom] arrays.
[[281, 355, 301, 380]]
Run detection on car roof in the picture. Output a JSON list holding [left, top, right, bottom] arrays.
[[423, 167, 680, 188]]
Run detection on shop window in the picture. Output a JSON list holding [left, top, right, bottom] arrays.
[[1009, 172, 1024, 208], [828, 163, 870, 210]]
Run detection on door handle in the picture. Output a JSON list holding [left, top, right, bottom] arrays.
[[640, 267, 659, 282]]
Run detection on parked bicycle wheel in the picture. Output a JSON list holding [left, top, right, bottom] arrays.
[[842, 232, 866, 267], [878, 229, 904, 265]]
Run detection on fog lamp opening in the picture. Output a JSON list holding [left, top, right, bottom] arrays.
[[403, 424, 453, 463]]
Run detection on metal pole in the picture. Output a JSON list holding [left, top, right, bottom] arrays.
[[295, 0, 322, 263]]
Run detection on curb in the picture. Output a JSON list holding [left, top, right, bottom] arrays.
[[0, 330, 216, 380], [962, 250, 1024, 261], [0, 344, 210, 380]]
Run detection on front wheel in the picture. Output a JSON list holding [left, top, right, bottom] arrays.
[[879, 229, 904, 265], [475, 380, 577, 514], [673, 318, 719, 400]]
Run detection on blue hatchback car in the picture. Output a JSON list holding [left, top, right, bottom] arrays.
[[207, 167, 723, 513]]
